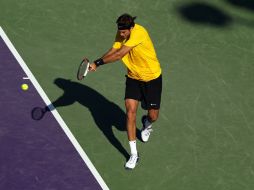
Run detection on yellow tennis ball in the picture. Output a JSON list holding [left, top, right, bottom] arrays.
[[21, 83, 29, 91]]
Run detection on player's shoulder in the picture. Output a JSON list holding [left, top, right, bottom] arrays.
[[133, 24, 148, 35], [134, 24, 146, 31]]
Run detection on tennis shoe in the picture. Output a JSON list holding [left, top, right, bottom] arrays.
[[141, 115, 153, 142], [125, 154, 139, 170]]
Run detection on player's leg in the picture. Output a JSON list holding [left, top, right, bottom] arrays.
[[125, 100, 139, 170], [141, 109, 159, 142], [147, 109, 159, 122], [141, 75, 162, 142], [124, 77, 141, 169], [125, 98, 139, 142]]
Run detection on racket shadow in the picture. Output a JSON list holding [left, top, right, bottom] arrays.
[[51, 78, 132, 160]]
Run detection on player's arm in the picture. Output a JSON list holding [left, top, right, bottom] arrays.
[[101, 48, 118, 58], [89, 45, 133, 71], [103, 45, 132, 63]]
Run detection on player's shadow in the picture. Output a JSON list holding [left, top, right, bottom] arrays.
[[46, 78, 141, 160], [225, 0, 254, 27], [177, 2, 232, 27], [177, 2, 254, 28], [226, 0, 254, 11]]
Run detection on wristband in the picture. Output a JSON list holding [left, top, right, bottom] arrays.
[[94, 58, 105, 67]]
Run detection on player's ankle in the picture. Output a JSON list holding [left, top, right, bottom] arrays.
[[129, 140, 137, 155]]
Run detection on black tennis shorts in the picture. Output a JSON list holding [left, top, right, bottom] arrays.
[[125, 75, 162, 110]]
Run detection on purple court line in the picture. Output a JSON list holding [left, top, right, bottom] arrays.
[[0, 29, 107, 190]]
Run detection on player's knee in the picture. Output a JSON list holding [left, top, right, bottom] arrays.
[[126, 109, 137, 120], [148, 112, 159, 122], [149, 116, 158, 122]]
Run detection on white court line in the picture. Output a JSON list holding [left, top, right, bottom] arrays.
[[0, 26, 109, 190]]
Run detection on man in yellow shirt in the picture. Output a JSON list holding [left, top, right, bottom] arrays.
[[89, 13, 162, 169]]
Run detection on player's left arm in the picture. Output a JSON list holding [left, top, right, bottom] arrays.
[[89, 45, 133, 71]]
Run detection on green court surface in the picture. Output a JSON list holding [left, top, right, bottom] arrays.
[[1, 0, 254, 189]]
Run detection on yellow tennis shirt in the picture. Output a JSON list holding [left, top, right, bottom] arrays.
[[113, 24, 161, 82]]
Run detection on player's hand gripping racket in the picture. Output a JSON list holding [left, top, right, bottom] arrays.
[[77, 58, 90, 80]]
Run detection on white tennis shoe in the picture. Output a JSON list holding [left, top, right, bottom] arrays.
[[125, 154, 139, 169], [141, 115, 153, 142]]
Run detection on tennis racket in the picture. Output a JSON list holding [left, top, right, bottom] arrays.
[[31, 106, 49, 120], [77, 58, 90, 80]]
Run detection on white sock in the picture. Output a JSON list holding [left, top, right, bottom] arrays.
[[129, 140, 137, 155]]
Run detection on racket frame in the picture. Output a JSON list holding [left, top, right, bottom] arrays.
[[77, 58, 90, 80]]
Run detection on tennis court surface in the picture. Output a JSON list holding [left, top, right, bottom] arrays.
[[1, 0, 254, 189]]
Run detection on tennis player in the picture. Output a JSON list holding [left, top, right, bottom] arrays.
[[88, 13, 162, 169]]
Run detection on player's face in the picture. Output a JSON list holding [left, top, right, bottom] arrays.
[[118, 29, 131, 39]]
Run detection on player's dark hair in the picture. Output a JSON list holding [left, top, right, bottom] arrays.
[[116, 13, 137, 30]]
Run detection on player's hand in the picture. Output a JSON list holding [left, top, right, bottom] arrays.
[[89, 62, 97, 71]]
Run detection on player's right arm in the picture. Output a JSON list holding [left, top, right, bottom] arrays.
[[101, 48, 118, 59], [88, 48, 118, 71], [89, 45, 132, 71]]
